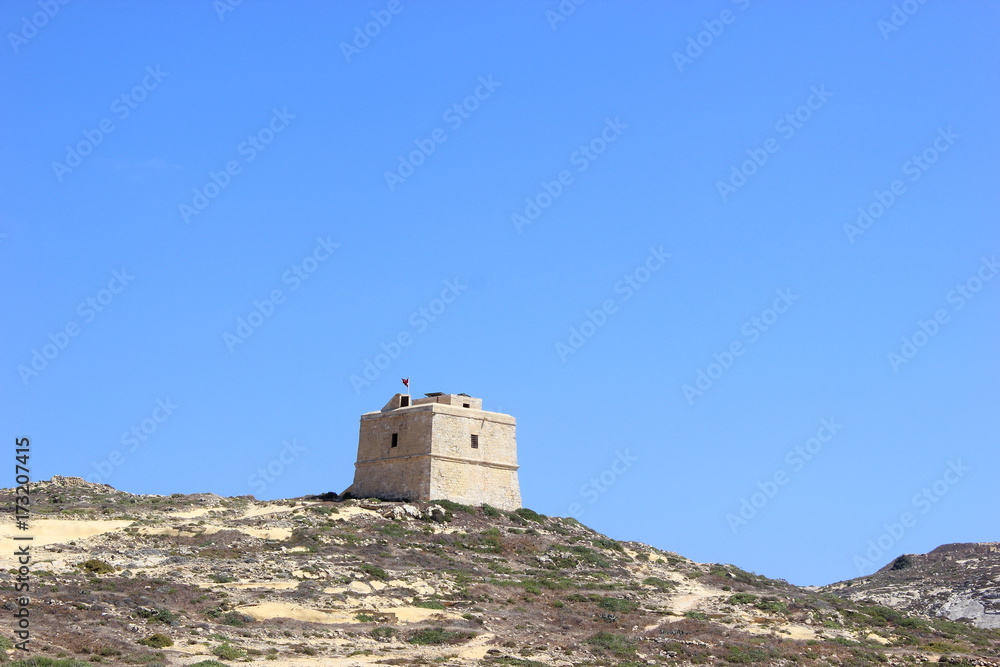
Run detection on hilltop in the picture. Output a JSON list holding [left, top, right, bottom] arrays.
[[1, 476, 998, 666]]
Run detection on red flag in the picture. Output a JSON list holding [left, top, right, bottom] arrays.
[[401, 378, 409, 388]]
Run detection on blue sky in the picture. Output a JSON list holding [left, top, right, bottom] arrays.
[[3, 1, 998, 586]]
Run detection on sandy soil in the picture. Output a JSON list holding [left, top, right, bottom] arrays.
[[208, 580, 301, 591], [235, 599, 463, 625], [457, 632, 496, 660], [237, 602, 360, 624], [239, 504, 306, 519], [668, 579, 724, 614], [740, 623, 816, 639], [769, 623, 821, 640], [326, 506, 380, 521], [0, 519, 133, 563]]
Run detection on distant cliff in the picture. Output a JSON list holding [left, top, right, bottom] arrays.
[[823, 543, 1000, 629]]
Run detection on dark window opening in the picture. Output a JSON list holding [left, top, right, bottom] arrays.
[[471, 434, 479, 449], [400, 396, 410, 407], [463, 403, 470, 408], [391, 433, 398, 448]]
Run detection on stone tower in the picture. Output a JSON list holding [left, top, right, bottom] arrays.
[[345, 393, 521, 510]]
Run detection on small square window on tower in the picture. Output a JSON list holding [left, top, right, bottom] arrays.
[[470, 434, 479, 449], [391, 433, 398, 448], [463, 402, 470, 408], [400, 395, 410, 407]]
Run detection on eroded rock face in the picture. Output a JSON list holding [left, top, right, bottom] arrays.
[[936, 595, 1000, 629]]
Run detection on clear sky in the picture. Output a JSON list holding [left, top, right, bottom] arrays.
[[3, 1, 998, 587]]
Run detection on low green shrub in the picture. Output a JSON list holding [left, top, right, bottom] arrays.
[[78, 559, 114, 575], [219, 611, 253, 626], [430, 499, 475, 514], [212, 643, 244, 660], [861, 605, 903, 625], [598, 597, 638, 613], [643, 576, 675, 591], [138, 634, 173, 648], [137, 607, 177, 625], [924, 640, 964, 653], [513, 508, 545, 523], [586, 631, 635, 656], [726, 645, 777, 663], [413, 599, 445, 610], [379, 523, 409, 538], [407, 627, 475, 645], [591, 536, 623, 552], [360, 563, 388, 580]]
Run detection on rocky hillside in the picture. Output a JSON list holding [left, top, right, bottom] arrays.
[[823, 543, 1000, 631], [1, 476, 998, 667]]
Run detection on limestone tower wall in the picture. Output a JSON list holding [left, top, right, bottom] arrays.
[[347, 393, 521, 510]]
